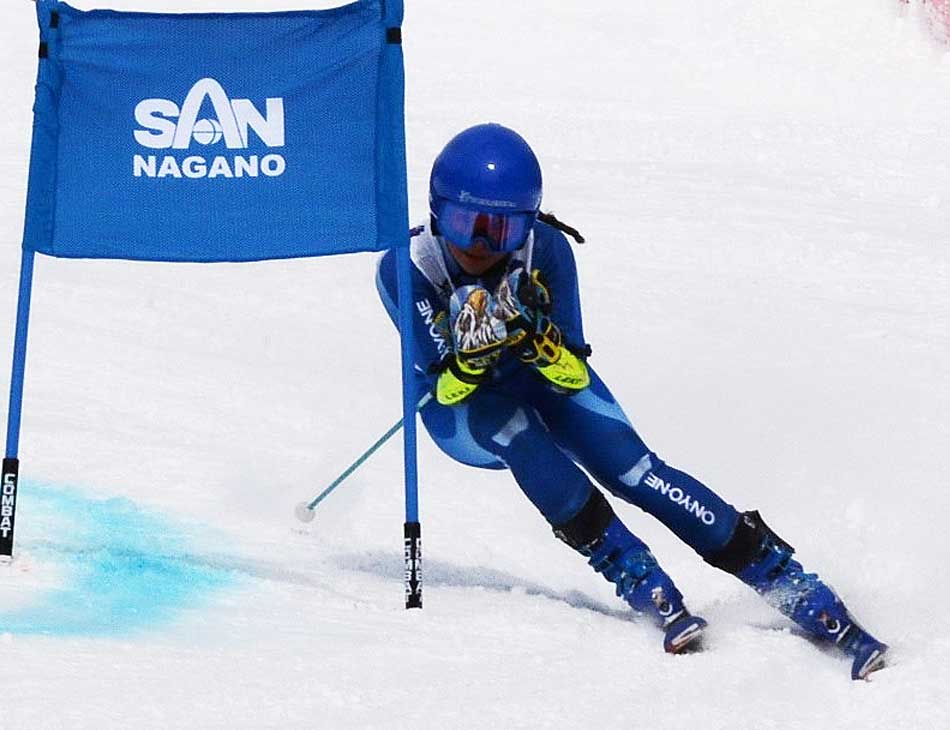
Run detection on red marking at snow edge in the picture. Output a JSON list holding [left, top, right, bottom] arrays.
[[902, 0, 950, 44], [934, 0, 950, 40]]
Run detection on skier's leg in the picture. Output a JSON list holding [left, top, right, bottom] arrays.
[[705, 511, 888, 679], [421, 387, 590, 525], [526, 366, 741, 556], [529, 368, 887, 677], [553, 487, 707, 653], [421, 387, 704, 650]]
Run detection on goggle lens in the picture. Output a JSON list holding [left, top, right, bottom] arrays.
[[434, 199, 535, 253]]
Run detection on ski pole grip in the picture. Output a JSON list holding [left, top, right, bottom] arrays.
[[1, 458, 19, 558], [404, 521, 422, 609]]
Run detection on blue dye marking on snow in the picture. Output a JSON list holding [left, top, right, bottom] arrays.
[[0, 482, 235, 636]]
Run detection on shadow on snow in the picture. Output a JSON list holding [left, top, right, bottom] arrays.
[[332, 550, 636, 622]]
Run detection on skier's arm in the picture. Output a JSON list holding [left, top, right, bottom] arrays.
[[376, 250, 499, 405], [537, 226, 585, 350], [375, 249, 450, 390], [495, 228, 590, 392]]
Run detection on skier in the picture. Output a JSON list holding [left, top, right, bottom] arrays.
[[375, 123, 888, 679]]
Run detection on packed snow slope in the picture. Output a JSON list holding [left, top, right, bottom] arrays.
[[1, 1, 948, 728]]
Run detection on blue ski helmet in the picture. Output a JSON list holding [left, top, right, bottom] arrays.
[[429, 123, 542, 253]]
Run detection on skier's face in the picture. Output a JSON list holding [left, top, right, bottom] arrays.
[[447, 240, 508, 275]]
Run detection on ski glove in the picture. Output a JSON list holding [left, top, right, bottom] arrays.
[[436, 285, 508, 406], [494, 267, 557, 363], [494, 268, 590, 393]]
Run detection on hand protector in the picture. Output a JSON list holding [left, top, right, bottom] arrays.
[[450, 285, 509, 370], [436, 285, 508, 406], [494, 268, 561, 365], [494, 268, 590, 392]]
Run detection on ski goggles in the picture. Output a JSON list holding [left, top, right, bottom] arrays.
[[432, 198, 536, 253]]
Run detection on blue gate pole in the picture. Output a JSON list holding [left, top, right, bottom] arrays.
[[395, 240, 422, 608], [2, 248, 36, 559]]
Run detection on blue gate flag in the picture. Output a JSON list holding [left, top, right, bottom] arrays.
[[23, 0, 408, 262], [8, 0, 420, 586]]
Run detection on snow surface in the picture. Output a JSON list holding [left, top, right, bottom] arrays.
[[1, 0, 949, 727]]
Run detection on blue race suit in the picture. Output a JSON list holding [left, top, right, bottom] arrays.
[[376, 221, 740, 557]]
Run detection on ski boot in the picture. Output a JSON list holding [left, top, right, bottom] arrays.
[[554, 490, 707, 653], [707, 511, 888, 679]]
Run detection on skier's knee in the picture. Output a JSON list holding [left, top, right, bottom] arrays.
[[552, 488, 615, 550], [703, 509, 794, 574]]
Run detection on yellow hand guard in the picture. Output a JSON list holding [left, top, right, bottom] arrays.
[[536, 347, 591, 393], [436, 357, 486, 406]]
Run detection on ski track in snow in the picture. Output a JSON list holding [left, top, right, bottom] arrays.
[[1, 0, 949, 728]]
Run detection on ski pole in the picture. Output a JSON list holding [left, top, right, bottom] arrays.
[[294, 392, 433, 523]]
